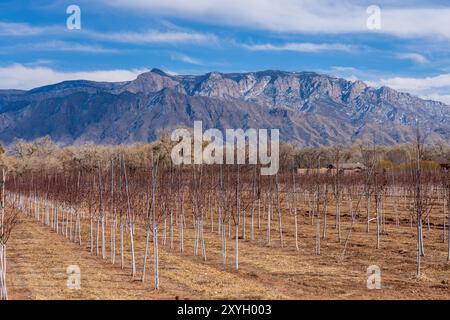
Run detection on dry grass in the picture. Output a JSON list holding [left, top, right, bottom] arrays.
[[6, 192, 450, 300]]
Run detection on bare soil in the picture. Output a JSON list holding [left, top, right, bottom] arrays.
[[6, 194, 450, 300]]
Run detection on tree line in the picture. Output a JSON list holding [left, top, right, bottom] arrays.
[[0, 134, 450, 298]]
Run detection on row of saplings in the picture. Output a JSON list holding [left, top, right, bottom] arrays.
[[2, 158, 450, 298]]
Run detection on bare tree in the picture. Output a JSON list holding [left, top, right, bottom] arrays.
[[0, 166, 19, 300], [410, 125, 434, 276]]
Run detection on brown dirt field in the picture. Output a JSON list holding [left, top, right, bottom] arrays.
[[6, 193, 450, 300]]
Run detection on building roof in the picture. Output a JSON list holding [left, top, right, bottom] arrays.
[[339, 162, 366, 170]]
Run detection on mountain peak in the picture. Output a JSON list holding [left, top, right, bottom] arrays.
[[150, 68, 170, 76], [1, 69, 449, 146], [121, 69, 179, 94]]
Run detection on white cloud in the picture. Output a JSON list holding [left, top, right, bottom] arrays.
[[0, 20, 215, 45], [27, 59, 54, 66], [374, 73, 450, 92], [29, 41, 122, 53], [87, 29, 217, 44], [396, 53, 429, 64], [0, 21, 57, 36], [170, 52, 203, 65], [164, 70, 180, 76], [363, 73, 450, 105], [107, 0, 364, 34], [0, 64, 148, 90], [420, 94, 450, 105], [242, 42, 355, 53], [106, 0, 450, 39], [324, 66, 378, 82]]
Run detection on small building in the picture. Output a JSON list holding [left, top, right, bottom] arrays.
[[338, 162, 367, 174], [297, 164, 335, 175], [297, 162, 366, 175], [297, 167, 331, 175]]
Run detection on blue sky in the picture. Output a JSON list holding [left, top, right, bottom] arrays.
[[1, 0, 450, 103]]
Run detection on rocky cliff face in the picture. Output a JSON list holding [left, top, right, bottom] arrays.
[[0, 69, 449, 146]]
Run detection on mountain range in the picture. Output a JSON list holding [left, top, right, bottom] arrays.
[[1, 68, 449, 146]]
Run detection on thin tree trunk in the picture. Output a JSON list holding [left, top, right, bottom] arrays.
[[153, 223, 159, 289], [336, 196, 341, 241], [0, 245, 7, 300], [111, 216, 116, 264], [251, 201, 255, 241], [180, 210, 184, 253], [366, 194, 370, 232], [235, 223, 239, 270], [447, 191, 450, 260], [141, 225, 151, 283], [120, 222, 124, 269], [170, 208, 174, 249], [129, 221, 136, 278], [267, 189, 271, 245], [258, 197, 261, 232], [276, 174, 283, 247], [90, 214, 93, 254], [96, 217, 100, 256], [294, 208, 299, 251], [201, 218, 206, 261], [376, 195, 380, 249], [221, 218, 227, 269], [417, 218, 422, 276]]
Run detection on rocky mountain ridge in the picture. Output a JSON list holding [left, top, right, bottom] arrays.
[[0, 69, 448, 146]]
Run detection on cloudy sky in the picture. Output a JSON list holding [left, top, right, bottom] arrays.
[[1, 0, 450, 103]]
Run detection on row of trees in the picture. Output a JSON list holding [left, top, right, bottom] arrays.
[[0, 146, 18, 300], [1, 133, 450, 296], [6, 136, 450, 173], [7, 160, 450, 285]]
